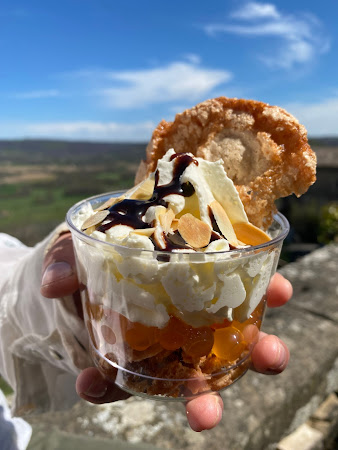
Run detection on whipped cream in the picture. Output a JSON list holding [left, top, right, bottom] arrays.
[[71, 149, 277, 328]]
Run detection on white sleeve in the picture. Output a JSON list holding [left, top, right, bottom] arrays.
[[0, 389, 32, 450], [0, 228, 92, 416]]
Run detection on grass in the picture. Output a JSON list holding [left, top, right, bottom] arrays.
[[0, 163, 140, 245], [0, 376, 13, 396], [0, 139, 146, 245]]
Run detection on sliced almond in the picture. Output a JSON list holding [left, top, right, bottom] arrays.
[[209, 200, 238, 247], [157, 206, 168, 219], [84, 225, 96, 235], [153, 227, 167, 250], [131, 227, 156, 237], [171, 218, 179, 232], [232, 222, 271, 246], [130, 177, 154, 200], [159, 209, 175, 234], [94, 195, 125, 212], [178, 213, 211, 248], [81, 210, 109, 230], [237, 240, 247, 246]]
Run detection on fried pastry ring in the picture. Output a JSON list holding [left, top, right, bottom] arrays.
[[135, 97, 316, 229]]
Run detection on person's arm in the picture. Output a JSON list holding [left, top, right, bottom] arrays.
[[41, 233, 292, 432], [0, 388, 32, 450], [0, 228, 91, 416]]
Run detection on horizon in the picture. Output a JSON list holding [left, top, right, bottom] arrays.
[[1, 1, 337, 141], [1, 136, 338, 147]]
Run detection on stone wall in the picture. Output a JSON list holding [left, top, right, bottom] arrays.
[[26, 244, 338, 450]]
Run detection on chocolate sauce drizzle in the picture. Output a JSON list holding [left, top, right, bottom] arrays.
[[97, 153, 197, 235]]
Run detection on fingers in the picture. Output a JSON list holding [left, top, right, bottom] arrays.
[[77, 367, 225, 433], [185, 331, 290, 432], [185, 332, 290, 432], [44, 239, 291, 429], [41, 233, 80, 298], [76, 335, 288, 430], [251, 332, 290, 374], [76, 367, 130, 404], [41, 262, 79, 298], [267, 273, 293, 308], [251, 274, 291, 374], [77, 368, 225, 432], [185, 394, 223, 432]]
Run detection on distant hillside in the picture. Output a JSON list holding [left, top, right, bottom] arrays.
[[0, 140, 149, 245], [0, 140, 148, 165], [1, 138, 337, 170], [0, 137, 337, 160], [309, 137, 338, 147]]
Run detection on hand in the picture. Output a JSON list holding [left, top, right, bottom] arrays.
[[41, 233, 292, 432]]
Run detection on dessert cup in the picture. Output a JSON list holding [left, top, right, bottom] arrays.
[[67, 191, 289, 400]]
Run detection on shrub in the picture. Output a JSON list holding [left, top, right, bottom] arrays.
[[318, 202, 338, 244]]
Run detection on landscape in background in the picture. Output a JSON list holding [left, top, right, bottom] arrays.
[[0, 140, 146, 245], [0, 139, 337, 262]]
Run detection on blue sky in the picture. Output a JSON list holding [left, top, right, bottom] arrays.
[[0, 0, 337, 141]]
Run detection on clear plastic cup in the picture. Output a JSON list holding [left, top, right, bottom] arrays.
[[66, 191, 289, 400]]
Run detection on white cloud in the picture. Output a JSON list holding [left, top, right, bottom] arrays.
[[231, 2, 280, 20], [203, 2, 330, 69], [284, 97, 338, 136], [96, 61, 232, 109], [0, 121, 155, 142], [11, 89, 61, 99], [54, 59, 232, 110]]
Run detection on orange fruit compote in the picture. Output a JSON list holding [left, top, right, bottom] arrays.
[[86, 295, 266, 368]]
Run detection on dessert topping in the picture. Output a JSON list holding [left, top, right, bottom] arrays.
[[80, 150, 271, 251], [81, 210, 109, 230]]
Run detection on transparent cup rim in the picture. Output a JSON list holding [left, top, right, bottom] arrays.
[[66, 190, 290, 257]]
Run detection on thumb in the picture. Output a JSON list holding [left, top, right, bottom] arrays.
[[41, 233, 79, 298]]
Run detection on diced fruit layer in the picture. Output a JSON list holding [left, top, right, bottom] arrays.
[[158, 316, 187, 351], [212, 326, 246, 361], [85, 297, 265, 362], [182, 326, 214, 358], [125, 323, 159, 351]]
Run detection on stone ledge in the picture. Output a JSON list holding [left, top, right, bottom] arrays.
[[277, 393, 338, 450], [28, 426, 162, 450], [24, 244, 338, 449], [277, 423, 324, 450]]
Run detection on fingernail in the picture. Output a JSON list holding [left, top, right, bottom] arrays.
[[82, 376, 108, 398], [211, 396, 223, 427], [283, 278, 293, 299], [41, 262, 73, 286], [275, 341, 287, 369], [266, 338, 288, 374]]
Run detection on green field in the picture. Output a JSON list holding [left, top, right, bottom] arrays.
[[0, 140, 146, 245]]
